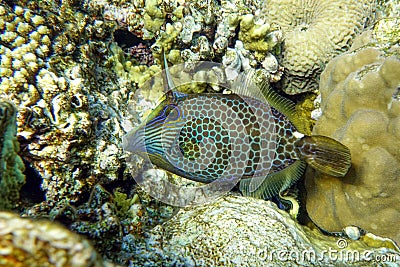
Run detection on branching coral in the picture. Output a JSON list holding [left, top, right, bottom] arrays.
[[238, 14, 282, 59]]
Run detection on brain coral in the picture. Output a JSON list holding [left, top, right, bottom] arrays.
[[261, 0, 376, 94], [305, 33, 400, 245]]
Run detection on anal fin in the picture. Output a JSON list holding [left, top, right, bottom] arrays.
[[239, 160, 306, 200]]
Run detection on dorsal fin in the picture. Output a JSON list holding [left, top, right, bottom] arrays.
[[162, 50, 187, 104], [257, 78, 303, 130], [231, 69, 303, 130], [162, 50, 176, 92], [230, 69, 265, 101]]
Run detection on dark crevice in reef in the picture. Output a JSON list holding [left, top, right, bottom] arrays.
[[19, 160, 46, 208], [2, 0, 15, 8], [102, 164, 137, 196], [113, 29, 151, 49]]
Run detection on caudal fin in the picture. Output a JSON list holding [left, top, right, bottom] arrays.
[[294, 135, 351, 177]]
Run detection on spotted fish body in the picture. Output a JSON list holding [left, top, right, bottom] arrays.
[[125, 63, 351, 200], [131, 92, 288, 182]]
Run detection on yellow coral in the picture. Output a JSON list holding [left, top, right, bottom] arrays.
[[294, 94, 317, 135], [238, 14, 281, 59], [305, 34, 400, 245], [143, 0, 166, 39], [110, 43, 162, 88]]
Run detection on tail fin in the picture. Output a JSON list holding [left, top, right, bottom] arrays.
[[294, 135, 351, 177]]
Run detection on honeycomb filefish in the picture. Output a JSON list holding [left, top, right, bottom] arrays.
[[123, 58, 351, 200]]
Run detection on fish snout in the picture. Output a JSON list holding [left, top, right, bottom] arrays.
[[123, 126, 148, 155]]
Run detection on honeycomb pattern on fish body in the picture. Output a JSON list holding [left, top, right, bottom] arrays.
[[159, 94, 300, 183], [270, 107, 298, 172]]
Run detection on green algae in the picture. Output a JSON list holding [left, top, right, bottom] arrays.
[[0, 100, 25, 210], [113, 190, 139, 219]]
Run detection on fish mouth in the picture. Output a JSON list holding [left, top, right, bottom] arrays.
[[122, 126, 148, 155]]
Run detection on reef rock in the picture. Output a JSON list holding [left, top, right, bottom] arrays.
[[0, 211, 119, 267], [129, 195, 400, 266], [262, 0, 376, 94], [305, 33, 400, 245]]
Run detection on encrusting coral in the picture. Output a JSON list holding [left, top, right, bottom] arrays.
[[261, 0, 376, 94], [305, 31, 400, 245]]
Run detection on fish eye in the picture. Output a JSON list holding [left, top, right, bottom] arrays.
[[164, 104, 180, 121]]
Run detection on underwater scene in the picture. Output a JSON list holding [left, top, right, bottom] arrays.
[[0, 0, 400, 266]]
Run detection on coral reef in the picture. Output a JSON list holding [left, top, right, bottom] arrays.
[[1, 0, 398, 266], [0, 100, 25, 210], [0, 211, 119, 267], [261, 0, 376, 94], [305, 32, 400, 245], [0, 2, 134, 208], [238, 14, 282, 59], [66, 184, 175, 264], [373, 0, 400, 48], [127, 195, 400, 266], [110, 43, 162, 88], [213, 0, 284, 80], [212, 0, 252, 53], [91, 0, 283, 91], [68, 184, 124, 260]]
